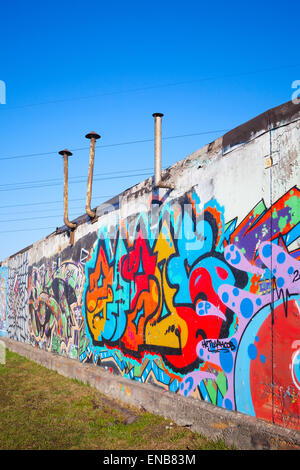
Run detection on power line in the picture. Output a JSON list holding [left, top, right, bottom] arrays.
[[0, 226, 54, 234], [0, 168, 154, 189], [1, 214, 63, 223], [1, 63, 300, 111], [0, 213, 80, 224], [0, 204, 87, 217], [0, 206, 123, 222], [0, 203, 116, 221], [0, 194, 113, 210], [0, 129, 228, 162], [0, 195, 113, 209], [0, 171, 152, 192]]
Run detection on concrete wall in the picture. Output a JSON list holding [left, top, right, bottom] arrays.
[[1, 100, 299, 433]]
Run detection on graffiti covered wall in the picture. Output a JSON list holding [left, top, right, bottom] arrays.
[[0, 265, 7, 337], [6, 252, 29, 343], [1, 100, 300, 432]]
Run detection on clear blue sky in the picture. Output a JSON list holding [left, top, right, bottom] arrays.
[[0, 0, 299, 260]]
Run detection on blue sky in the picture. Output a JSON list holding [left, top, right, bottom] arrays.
[[0, 0, 299, 260]]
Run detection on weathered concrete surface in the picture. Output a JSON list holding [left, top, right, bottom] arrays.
[[2, 337, 300, 451]]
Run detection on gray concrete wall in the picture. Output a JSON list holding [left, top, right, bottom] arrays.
[[0, 100, 299, 440]]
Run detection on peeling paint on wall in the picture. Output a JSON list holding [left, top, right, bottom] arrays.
[[0, 265, 7, 337], [6, 252, 28, 343]]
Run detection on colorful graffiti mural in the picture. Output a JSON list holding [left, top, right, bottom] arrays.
[[0, 183, 299, 431], [6, 252, 29, 343], [82, 187, 300, 430], [28, 258, 86, 359], [0, 265, 7, 337]]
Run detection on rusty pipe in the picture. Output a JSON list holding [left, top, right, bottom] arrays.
[[58, 149, 77, 230], [152, 113, 174, 189], [85, 131, 101, 218]]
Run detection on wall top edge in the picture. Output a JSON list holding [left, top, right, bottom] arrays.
[[222, 99, 300, 154]]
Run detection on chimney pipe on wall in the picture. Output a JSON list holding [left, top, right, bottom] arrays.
[[85, 131, 101, 218], [58, 149, 77, 230], [152, 113, 174, 189]]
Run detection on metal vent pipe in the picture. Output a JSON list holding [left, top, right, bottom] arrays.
[[85, 131, 101, 218], [58, 149, 77, 230], [152, 113, 174, 189]]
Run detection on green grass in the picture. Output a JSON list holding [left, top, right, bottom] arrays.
[[0, 350, 230, 450]]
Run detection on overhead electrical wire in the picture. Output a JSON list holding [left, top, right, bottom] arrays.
[[0, 126, 226, 234], [2, 64, 298, 243], [0, 171, 153, 192], [0, 213, 84, 224], [0, 129, 228, 162], [0, 167, 155, 190], [0, 204, 90, 217], [0, 62, 299, 111], [0, 194, 113, 210], [0, 227, 55, 234]]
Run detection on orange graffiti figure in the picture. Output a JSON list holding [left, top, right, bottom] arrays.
[[120, 231, 159, 352]]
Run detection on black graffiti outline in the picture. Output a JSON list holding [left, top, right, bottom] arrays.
[[201, 338, 236, 354]]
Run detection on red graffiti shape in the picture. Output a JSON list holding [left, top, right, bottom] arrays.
[[250, 299, 300, 431], [189, 267, 227, 315], [165, 306, 223, 370]]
